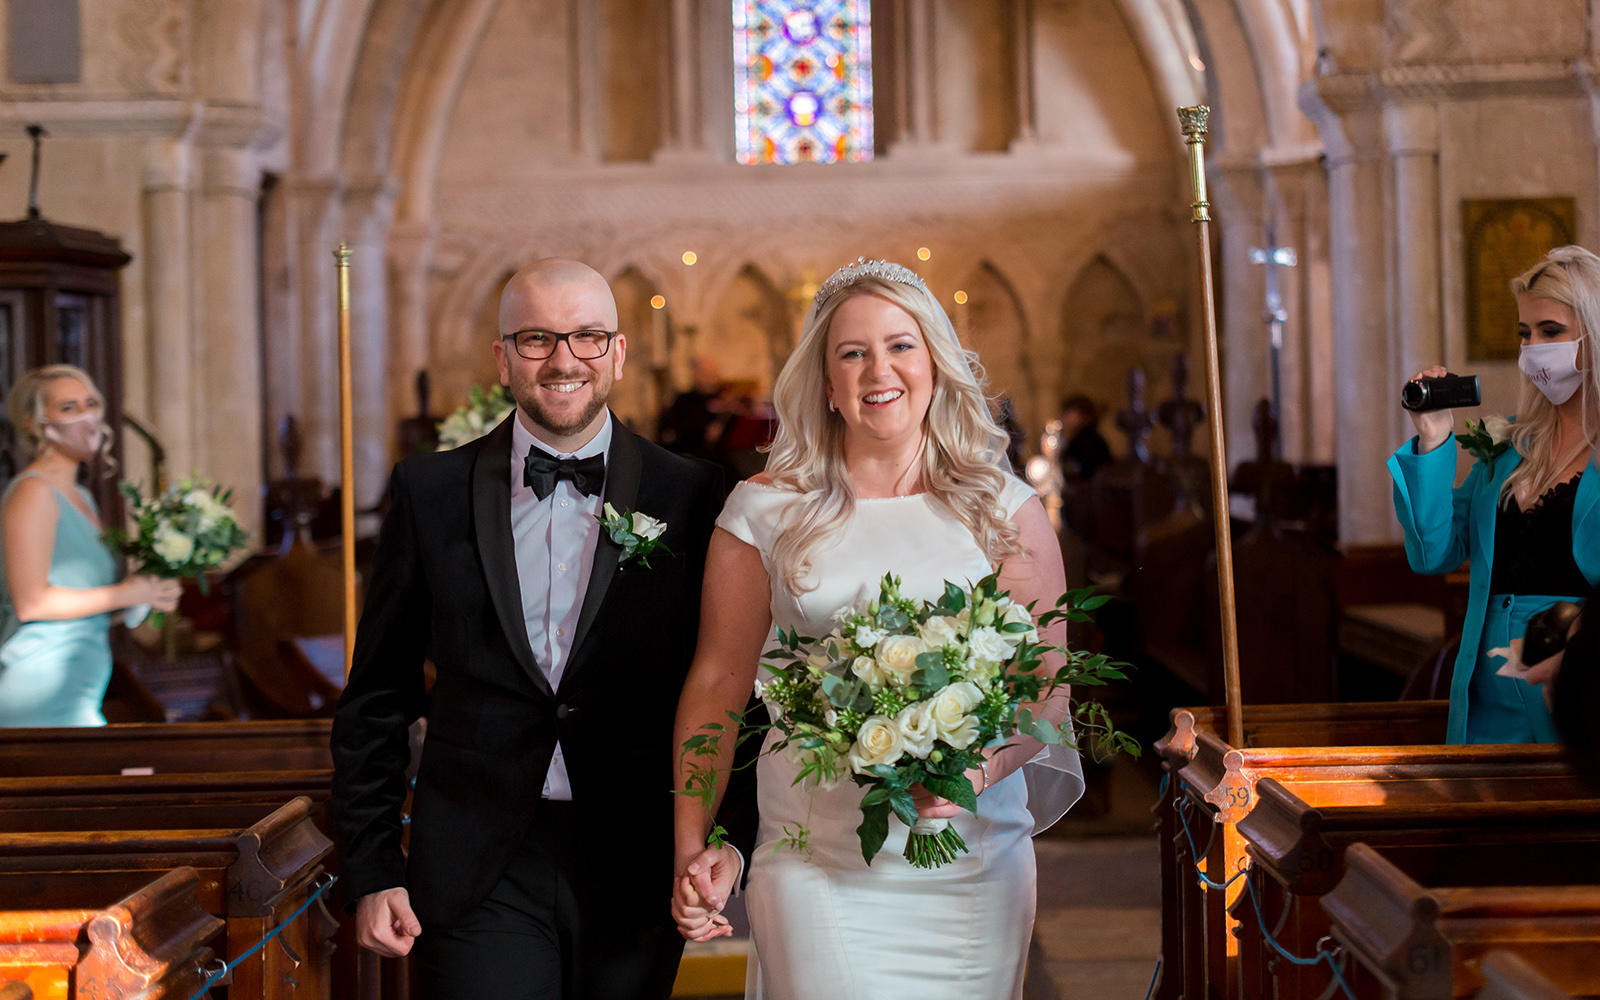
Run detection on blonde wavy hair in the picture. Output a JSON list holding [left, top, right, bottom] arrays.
[[764, 275, 1021, 593], [1502, 246, 1600, 507], [8, 364, 112, 467]]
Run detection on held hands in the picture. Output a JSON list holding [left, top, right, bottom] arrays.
[[123, 574, 182, 613], [1405, 365, 1454, 453], [354, 887, 421, 957], [672, 844, 739, 942]]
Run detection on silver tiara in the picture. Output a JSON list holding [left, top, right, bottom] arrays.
[[813, 257, 930, 307]]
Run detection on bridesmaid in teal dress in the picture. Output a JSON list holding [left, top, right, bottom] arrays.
[[0, 365, 179, 727], [1389, 246, 1600, 744]]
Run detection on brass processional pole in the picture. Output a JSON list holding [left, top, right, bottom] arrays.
[[1177, 106, 1245, 747], [334, 244, 357, 679]]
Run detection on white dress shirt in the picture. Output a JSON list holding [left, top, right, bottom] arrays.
[[510, 412, 612, 801]]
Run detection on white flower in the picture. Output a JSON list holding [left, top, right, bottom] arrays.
[[853, 624, 887, 649], [967, 626, 1015, 664], [1000, 601, 1038, 639], [919, 615, 961, 649], [894, 703, 937, 758], [851, 654, 889, 688], [847, 715, 905, 774], [875, 634, 926, 685], [926, 682, 984, 748], [152, 523, 195, 566], [629, 511, 666, 541], [1483, 415, 1512, 443]]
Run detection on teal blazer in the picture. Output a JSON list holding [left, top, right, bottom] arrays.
[[1388, 434, 1600, 743]]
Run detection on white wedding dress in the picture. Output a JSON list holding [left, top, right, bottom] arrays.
[[716, 478, 1085, 1000]]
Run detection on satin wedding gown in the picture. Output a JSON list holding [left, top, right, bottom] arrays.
[[716, 477, 1084, 1000]]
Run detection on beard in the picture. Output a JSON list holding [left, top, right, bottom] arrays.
[[510, 363, 613, 437]]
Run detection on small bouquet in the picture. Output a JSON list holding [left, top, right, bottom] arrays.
[[680, 573, 1136, 869], [106, 477, 250, 627], [1459, 415, 1512, 476], [435, 383, 514, 450]]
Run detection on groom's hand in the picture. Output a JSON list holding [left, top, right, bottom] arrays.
[[679, 843, 740, 912], [355, 887, 422, 957]]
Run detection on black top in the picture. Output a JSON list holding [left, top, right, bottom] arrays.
[[1490, 475, 1592, 596]]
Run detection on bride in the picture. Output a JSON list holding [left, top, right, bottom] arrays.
[[671, 258, 1084, 999]]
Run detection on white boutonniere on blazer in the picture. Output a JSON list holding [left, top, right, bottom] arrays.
[[1459, 415, 1512, 477], [597, 503, 671, 568]]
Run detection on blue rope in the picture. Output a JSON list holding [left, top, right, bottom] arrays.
[[184, 873, 336, 1000], [1173, 795, 1244, 891], [1242, 864, 1358, 998], [1143, 957, 1162, 1000]]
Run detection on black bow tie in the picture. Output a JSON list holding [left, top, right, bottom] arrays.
[[524, 448, 606, 501]]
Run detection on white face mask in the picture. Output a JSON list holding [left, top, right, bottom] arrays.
[[1519, 340, 1585, 405], [40, 409, 105, 460]]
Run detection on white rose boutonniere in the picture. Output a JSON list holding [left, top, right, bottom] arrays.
[[1459, 416, 1512, 476], [596, 502, 672, 567]]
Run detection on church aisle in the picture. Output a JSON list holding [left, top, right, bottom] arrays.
[[1026, 836, 1161, 999]]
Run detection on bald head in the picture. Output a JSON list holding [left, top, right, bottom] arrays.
[[498, 258, 618, 336]]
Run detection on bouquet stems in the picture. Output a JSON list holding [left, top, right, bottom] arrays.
[[904, 817, 969, 869]]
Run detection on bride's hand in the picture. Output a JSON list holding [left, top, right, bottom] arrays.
[[910, 767, 985, 819], [671, 875, 732, 942]]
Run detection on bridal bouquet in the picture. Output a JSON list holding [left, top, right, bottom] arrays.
[[106, 477, 249, 627], [435, 383, 514, 450], [680, 572, 1135, 869]]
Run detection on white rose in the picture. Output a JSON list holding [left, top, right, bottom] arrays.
[[967, 626, 1015, 664], [1000, 601, 1038, 641], [853, 624, 887, 649], [1483, 415, 1512, 443], [629, 511, 666, 540], [919, 615, 961, 649], [894, 703, 937, 758], [926, 682, 984, 748], [851, 654, 889, 688], [152, 524, 195, 566], [847, 715, 906, 774], [875, 634, 926, 685]]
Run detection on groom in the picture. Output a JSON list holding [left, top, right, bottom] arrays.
[[331, 259, 744, 998]]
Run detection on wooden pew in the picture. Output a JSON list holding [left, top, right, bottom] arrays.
[[0, 798, 335, 1000], [0, 719, 332, 776], [0, 771, 332, 832], [1153, 703, 1565, 1000], [1234, 774, 1600, 998], [1475, 951, 1577, 999], [0, 866, 222, 1000], [1323, 842, 1600, 998]]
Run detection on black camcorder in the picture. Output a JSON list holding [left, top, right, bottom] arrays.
[[1401, 373, 1481, 413]]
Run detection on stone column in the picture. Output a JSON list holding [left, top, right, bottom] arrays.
[[283, 177, 342, 484], [657, 0, 707, 160], [1384, 101, 1443, 392], [140, 136, 198, 478], [344, 180, 397, 508], [1210, 159, 1268, 469], [1303, 77, 1396, 543], [386, 222, 435, 431], [1008, 0, 1037, 147], [568, 0, 601, 160], [889, 0, 938, 153], [196, 145, 266, 542], [1263, 153, 1332, 465]]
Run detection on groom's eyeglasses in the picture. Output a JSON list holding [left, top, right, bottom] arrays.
[[502, 328, 618, 361]]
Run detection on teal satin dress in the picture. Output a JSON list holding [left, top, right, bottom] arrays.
[[0, 473, 118, 727]]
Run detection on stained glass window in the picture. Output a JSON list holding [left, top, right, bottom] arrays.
[[733, 1, 874, 165]]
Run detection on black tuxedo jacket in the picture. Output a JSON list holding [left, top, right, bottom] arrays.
[[331, 413, 747, 928]]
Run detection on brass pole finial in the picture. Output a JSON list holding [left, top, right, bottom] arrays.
[[1177, 106, 1211, 223]]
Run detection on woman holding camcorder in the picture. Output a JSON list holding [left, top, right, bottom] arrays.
[[1389, 245, 1600, 744]]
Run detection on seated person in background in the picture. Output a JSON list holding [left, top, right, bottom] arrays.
[[1057, 395, 1111, 483], [1390, 245, 1600, 744], [0, 365, 179, 727]]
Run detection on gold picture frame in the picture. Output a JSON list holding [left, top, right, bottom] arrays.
[[1463, 197, 1577, 361]]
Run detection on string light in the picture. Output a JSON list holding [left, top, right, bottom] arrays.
[[650, 294, 666, 309], [682, 251, 698, 266], [916, 247, 932, 261], [953, 290, 968, 305]]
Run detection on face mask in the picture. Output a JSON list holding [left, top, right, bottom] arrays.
[[40, 410, 105, 459], [1519, 340, 1585, 405]]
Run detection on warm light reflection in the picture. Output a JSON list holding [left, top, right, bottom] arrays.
[[682, 251, 698, 266], [916, 246, 932, 261], [953, 289, 968, 305], [650, 295, 667, 309]]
